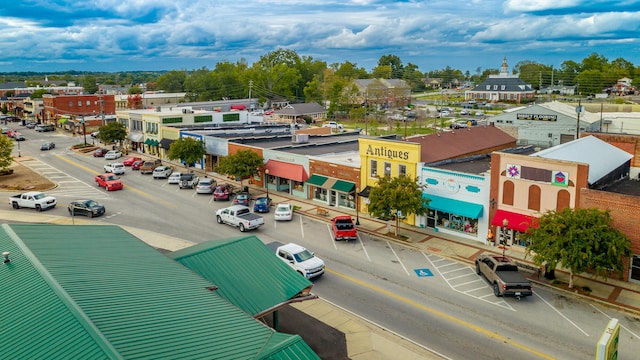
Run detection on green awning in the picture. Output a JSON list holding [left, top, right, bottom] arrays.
[[332, 180, 355, 193], [144, 139, 153, 145], [423, 194, 483, 219], [306, 174, 328, 186], [151, 140, 159, 146], [58, 118, 68, 124]]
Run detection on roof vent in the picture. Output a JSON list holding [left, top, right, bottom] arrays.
[[3, 251, 10, 264]]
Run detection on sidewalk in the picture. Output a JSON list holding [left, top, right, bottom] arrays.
[[241, 180, 640, 317]]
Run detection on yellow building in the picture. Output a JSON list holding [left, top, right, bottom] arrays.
[[358, 138, 421, 226]]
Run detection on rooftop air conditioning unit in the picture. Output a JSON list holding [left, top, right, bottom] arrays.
[[292, 134, 309, 144]]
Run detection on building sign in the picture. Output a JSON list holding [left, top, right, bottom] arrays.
[[551, 170, 569, 187], [365, 144, 410, 160], [506, 164, 521, 179], [516, 113, 557, 121]]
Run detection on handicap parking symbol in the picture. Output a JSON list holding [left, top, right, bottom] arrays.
[[414, 268, 433, 277]]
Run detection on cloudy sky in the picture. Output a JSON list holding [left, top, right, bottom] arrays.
[[1, 0, 638, 74]]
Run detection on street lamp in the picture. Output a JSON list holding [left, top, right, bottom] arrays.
[[355, 188, 360, 225], [17, 138, 21, 157], [501, 218, 509, 257], [82, 116, 87, 146], [264, 169, 270, 200]]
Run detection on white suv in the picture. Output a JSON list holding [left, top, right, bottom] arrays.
[[103, 162, 125, 175], [152, 166, 173, 179]]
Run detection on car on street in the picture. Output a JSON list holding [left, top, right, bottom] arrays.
[[122, 156, 143, 166], [40, 142, 55, 151], [68, 199, 106, 218], [213, 184, 234, 201], [475, 111, 485, 117], [274, 203, 293, 221], [140, 159, 162, 174], [253, 196, 272, 213], [196, 178, 216, 194], [103, 162, 125, 175], [95, 173, 124, 191], [93, 148, 107, 157], [152, 166, 173, 179], [167, 172, 182, 184], [459, 109, 470, 115], [233, 192, 251, 206], [178, 173, 199, 189], [90, 131, 100, 138], [131, 160, 144, 170], [105, 150, 122, 160], [14, 134, 25, 141], [437, 110, 451, 118], [274, 243, 325, 279], [25, 122, 36, 129]]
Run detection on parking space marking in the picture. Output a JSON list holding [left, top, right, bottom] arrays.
[[422, 252, 514, 310], [535, 291, 588, 336], [590, 304, 640, 340], [387, 241, 410, 276], [20, 158, 109, 199], [358, 234, 371, 262]]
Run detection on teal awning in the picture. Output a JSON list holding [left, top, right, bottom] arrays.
[[151, 140, 159, 146], [423, 194, 483, 219], [306, 174, 328, 186], [332, 180, 355, 193]]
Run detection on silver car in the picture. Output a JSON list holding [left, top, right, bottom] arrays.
[[167, 172, 182, 184], [152, 166, 173, 179], [196, 178, 216, 194]]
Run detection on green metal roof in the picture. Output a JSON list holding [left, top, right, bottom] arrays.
[[2, 224, 319, 360], [168, 235, 313, 317]]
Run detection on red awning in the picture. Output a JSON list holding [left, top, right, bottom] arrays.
[[264, 160, 308, 182], [491, 209, 538, 233]]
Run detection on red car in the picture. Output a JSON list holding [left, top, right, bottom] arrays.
[[331, 216, 358, 241], [131, 160, 144, 170], [122, 156, 143, 166], [95, 173, 124, 191], [213, 184, 234, 201], [93, 148, 107, 157]]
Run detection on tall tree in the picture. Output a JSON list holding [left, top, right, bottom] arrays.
[[127, 94, 143, 109], [97, 122, 127, 146], [215, 150, 264, 187], [0, 134, 15, 171], [167, 138, 206, 169], [248, 49, 302, 106], [156, 70, 187, 93], [82, 75, 99, 94], [367, 175, 428, 237], [377, 54, 404, 79], [525, 208, 632, 288]]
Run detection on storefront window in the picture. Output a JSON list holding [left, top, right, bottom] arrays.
[[435, 211, 478, 235], [314, 187, 328, 201], [338, 192, 355, 209], [292, 180, 303, 192], [370, 159, 378, 178], [631, 255, 640, 283]]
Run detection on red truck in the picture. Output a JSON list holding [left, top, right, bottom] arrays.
[[331, 216, 357, 241]]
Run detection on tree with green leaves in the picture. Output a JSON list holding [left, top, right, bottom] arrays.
[[167, 137, 206, 169], [0, 135, 15, 172], [82, 75, 99, 94], [367, 175, 428, 237], [97, 122, 127, 146], [156, 70, 187, 93], [525, 208, 632, 288], [215, 150, 264, 187]]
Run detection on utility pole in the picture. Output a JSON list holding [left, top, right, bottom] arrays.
[[99, 94, 105, 126], [248, 80, 253, 110], [575, 99, 582, 140]]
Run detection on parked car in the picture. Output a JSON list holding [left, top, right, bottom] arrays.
[[274, 203, 293, 221], [475, 111, 485, 117], [103, 162, 125, 175], [253, 196, 272, 213], [152, 166, 173, 179], [40, 142, 55, 151], [9, 191, 57, 211], [178, 173, 199, 189], [93, 148, 108, 157], [167, 172, 182, 184], [213, 184, 234, 201], [459, 109, 470, 116], [25, 122, 36, 129], [140, 159, 162, 174], [14, 134, 25, 141], [233, 192, 251, 206], [196, 178, 216, 194], [475, 254, 533, 299], [122, 156, 143, 166], [331, 216, 358, 241], [105, 150, 122, 160], [95, 173, 124, 191], [274, 243, 325, 279], [68, 199, 105, 218], [215, 205, 264, 232], [131, 160, 144, 170]]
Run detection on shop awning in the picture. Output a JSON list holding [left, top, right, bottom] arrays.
[[58, 118, 68, 124], [306, 174, 328, 186], [151, 140, 159, 146], [423, 194, 483, 219], [264, 160, 308, 182], [128, 132, 144, 143], [359, 186, 371, 197], [332, 180, 355, 193], [491, 209, 538, 233], [159, 138, 175, 150]]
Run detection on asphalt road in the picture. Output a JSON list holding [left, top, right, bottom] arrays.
[[11, 127, 640, 360]]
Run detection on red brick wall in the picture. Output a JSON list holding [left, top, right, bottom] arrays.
[[309, 160, 360, 185], [44, 95, 116, 120], [580, 188, 640, 281]]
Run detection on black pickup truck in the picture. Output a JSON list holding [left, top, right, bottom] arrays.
[[475, 254, 533, 299]]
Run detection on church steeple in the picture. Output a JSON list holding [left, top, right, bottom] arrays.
[[500, 56, 509, 76]]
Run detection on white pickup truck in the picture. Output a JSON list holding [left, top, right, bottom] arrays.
[[9, 191, 57, 211], [322, 121, 344, 130], [274, 243, 325, 279], [215, 205, 264, 232]]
